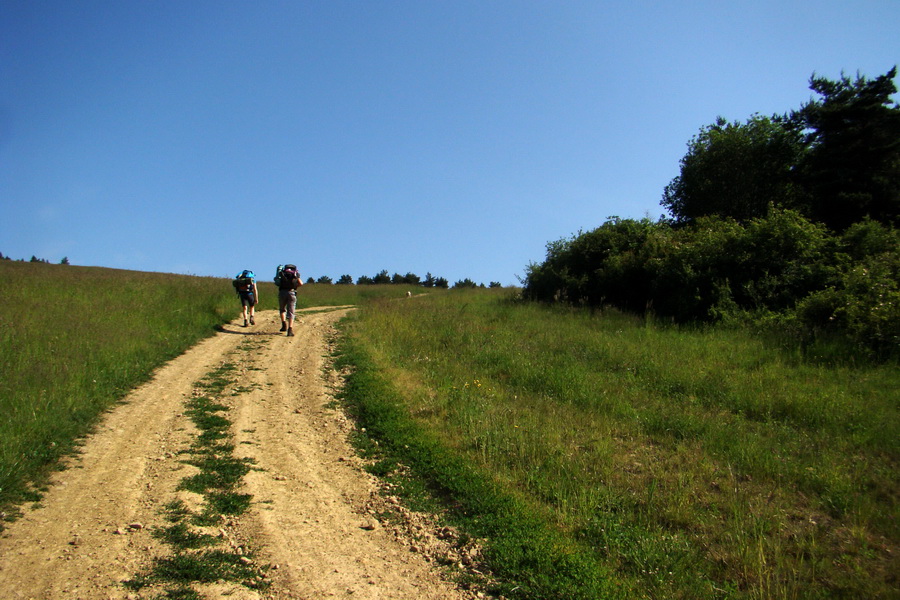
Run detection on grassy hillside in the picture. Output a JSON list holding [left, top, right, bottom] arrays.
[[0, 261, 415, 517], [3, 261, 896, 598], [337, 289, 899, 599]]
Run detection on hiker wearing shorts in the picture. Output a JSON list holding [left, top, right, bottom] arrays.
[[276, 264, 303, 336], [233, 270, 258, 327]]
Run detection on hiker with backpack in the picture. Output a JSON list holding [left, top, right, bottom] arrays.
[[274, 264, 303, 336], [233, 269, 258, 327]]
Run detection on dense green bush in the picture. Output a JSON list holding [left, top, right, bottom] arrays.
[[790, 222, 900, 358], [523, 217, 663, 309], [523, 212, 899, 359]]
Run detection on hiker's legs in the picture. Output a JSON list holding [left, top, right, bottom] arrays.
[[280, 289, 297, 335], [278, 290, 289, 331], [240, 293, 252, 325], [287, 292, 296, 334]]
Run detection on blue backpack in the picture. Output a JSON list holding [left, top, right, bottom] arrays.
[[233, 270, 255, 292]]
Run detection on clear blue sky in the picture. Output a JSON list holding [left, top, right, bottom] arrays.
[[2, 1, 897, 285]]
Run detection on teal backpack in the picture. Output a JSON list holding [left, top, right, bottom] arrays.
[[233, 270, 255, 292]]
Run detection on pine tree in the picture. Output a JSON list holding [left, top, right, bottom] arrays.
[[794, 67, 900, 230]]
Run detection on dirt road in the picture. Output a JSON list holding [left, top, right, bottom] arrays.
[[0, 308, 476, 600]]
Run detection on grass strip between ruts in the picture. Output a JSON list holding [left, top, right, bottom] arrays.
[[125, 351, 269, 598]]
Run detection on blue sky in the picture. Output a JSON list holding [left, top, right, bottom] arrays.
[[2, 1, 898, 286]]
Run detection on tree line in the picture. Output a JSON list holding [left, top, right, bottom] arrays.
[[523, 68, 899, 359], [305, 269, 503, 289], [0, 253, 69, 265]]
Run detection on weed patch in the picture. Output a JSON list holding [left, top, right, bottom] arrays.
[[152, 522, 218, 549]]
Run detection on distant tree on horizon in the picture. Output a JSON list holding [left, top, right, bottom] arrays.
[[350, 269, 462, 287], [391, 272, 420, 285], [453, 278, 478, 289]]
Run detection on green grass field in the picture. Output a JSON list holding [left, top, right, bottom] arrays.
[[2, 262, 897, 598], [337, 289, 899, 599]]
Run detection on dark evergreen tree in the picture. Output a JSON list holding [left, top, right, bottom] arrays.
[[793, 67, 900, 230]]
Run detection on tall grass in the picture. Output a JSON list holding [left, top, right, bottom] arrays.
[[337, 289, 899, 599]]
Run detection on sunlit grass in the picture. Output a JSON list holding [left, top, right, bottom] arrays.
[[5, 258, 895, 597], [338, 289, 899, 598]]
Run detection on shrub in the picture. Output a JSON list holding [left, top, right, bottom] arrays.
[[793, 237, 900, 359], [523, 211, 898, 358]]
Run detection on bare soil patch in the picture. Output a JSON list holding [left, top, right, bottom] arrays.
[[0, 308, 477, 600]]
